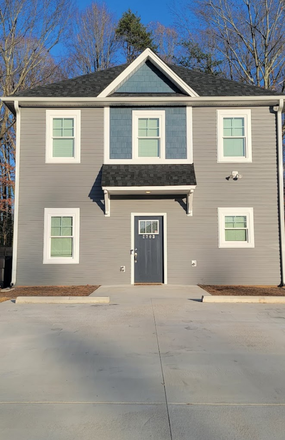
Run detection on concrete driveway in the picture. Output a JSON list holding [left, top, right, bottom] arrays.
[[1, 285, 285, 440]]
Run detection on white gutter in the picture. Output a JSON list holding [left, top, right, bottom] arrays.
[[276, 98, 285, 286], [11, 101, 20, 286], [2, 95, 285, 104]]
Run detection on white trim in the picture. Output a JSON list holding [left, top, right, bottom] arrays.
[[186, 106, 193, 163], [104, 158, 192, 164], [131, 212, 167, 284], [3, 96, 284, 105], [98, 49, 199, 98], [11, 101, 20, 285], [43, 208, 80, 264], [45, 110, 81, 163], [218, 207, 255, 248], [217, 109, 252, 163], [132, 110, 165, 161], [104, 107, 110, 163], [103, 185, 196, 193]]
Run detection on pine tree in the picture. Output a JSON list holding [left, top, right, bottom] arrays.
[[116, 9, 157, 62]]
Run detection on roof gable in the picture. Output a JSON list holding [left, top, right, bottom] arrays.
[[98, 48, 199, 98], [114, 60, 184, 95]]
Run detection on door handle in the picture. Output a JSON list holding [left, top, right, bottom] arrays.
[[134, 250, 138, 263]]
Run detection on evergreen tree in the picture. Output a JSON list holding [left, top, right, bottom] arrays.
[[116, 9, 157, 62]]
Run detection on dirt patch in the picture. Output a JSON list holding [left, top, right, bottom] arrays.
[[0, 285, 100, 301], [199, 285, 285, 296]]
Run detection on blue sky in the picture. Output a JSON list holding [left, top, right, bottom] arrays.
[[76, 0, 176, 27]]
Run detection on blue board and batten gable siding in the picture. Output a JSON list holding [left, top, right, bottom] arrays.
[[110, 107, 187, 159], [115, 61, 182, 94]]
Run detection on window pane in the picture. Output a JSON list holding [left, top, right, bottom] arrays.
[[139, 221, 145, 234], [53, 118, 63, 136], [225, 216, 247, 229], [63, 118, 74, 137], [151, 221, 159, 233], [53, 139, 74, 157], [146, 221, 151, 233], [223, 118, 244, 136], [138, 139, 159, 157], [51, 237, 73, 257], [51, 216, 73, 237], [225, 230, 247, 241], [223, 138, 245, 157]]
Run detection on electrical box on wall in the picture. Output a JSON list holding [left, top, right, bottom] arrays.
[[191, 260, 197, 267], [120, 266, 126, 272]]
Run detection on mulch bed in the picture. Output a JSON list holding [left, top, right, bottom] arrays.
[[0, 285, 100, 299], [199, 285, 285, 296]]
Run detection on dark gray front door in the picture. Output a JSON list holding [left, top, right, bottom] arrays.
[[134, 216, 164, 283]]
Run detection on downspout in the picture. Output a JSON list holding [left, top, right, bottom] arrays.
[[11, 101, 20, 286], [276, 98, 285, 286]]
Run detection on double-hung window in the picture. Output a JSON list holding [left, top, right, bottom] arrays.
[[46, 110, 81, 163], [133, 110, 165, 160], [218, 207, 254, 248], [217, 109, 252, 162], [43, 208, 80, 264]]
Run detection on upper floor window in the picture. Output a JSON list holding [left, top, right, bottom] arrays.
[[217, 109, 252, 163], [46, 110, 81, 163], [132, 110, 165, 161]]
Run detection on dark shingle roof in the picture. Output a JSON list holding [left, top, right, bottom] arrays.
[[101, 164, 197, 187], [14, 60, 279, 98]]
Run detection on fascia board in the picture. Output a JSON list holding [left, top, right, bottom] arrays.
[[97, 48, 199, 98]]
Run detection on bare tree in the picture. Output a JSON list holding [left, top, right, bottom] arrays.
[[148, 22, 178, 63], [68, 2, 118, 76], [0, 0, 72, 245], [192, 0, 285, 90]]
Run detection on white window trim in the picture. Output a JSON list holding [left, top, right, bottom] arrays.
[[46, 110, 81, 163], [104, 106, 193, 165], [217, 109, 252, 163], [132, 110, 165, 162], [218, 207, 255, 248], [43, 208, 80, 264]]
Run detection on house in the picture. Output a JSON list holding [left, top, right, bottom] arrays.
[[2, 48, 285, 286]]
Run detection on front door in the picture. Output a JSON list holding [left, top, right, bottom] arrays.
[[134, 216, 164, 283]]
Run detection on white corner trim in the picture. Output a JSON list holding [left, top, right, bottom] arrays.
[[45, 109, 81, 164], [131, 212, 168, 284], [97, 48, 199, 98], [43, 208, 80, 264], [104, 107, 110, 163], [11, 101, 20, 285], [218, 207, 255, 248], [186, 106, 193, 163], [217, 108, 252, 163]]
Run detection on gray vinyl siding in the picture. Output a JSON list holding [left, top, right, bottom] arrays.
[[16, 105, 280, 286], [110, 107, 187, 160]]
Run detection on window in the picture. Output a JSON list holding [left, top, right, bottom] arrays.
[[139, 220, 159, 234], [43, 208, 80, 263], [133, 110, 165, 161], [46, 110, 81, 163], [218, 208, 254, 248], [217, 109, 252, 162]]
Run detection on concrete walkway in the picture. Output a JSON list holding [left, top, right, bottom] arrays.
[[1, 284, 285, 439]]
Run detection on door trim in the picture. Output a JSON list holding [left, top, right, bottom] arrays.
[[131, 212, 167, 285]]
